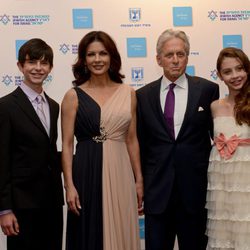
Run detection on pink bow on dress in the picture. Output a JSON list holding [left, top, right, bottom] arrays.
[[214, 133, 250, 160]]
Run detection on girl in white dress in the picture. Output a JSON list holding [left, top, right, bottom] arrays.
[[206, 47, 250, 250]]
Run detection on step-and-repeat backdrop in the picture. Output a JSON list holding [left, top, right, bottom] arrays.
[[1, 0, 250, 249]]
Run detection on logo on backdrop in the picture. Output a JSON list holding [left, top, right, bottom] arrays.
[[127, 38, 147, 58], [210, 70, 218, 81], [14, 15, 49, 25], [72, 9, 93, 29], [1, 75, 24, 86], [1, 75, 52, 86], [0, 14, 11, 25], [15, 76, 23, 86], [208, 10, 250, 21], [173, 7, 193, 26], [186, 66, 195, 76], [120, 8, 151, 28], [44, 75, 53, 85], [208, 10, 218, 21], [129, 8, 141, 22], [0, 14, 50, 25], [132, 67, 144, 81], [59, 44, 70, 54], [139, 218, 145, 239], [130, 67, 145, 87], [223, 35, 242, 49], [190, 51, 200, 56], [2, 75, 13, 86], [16, 40, 28, 59], [59, 43, 78, 54]]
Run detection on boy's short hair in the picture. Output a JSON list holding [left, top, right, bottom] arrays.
[[18, 38, 53, 67]]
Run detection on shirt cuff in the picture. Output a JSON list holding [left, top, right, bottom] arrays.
[[0, 210, 12, 216]]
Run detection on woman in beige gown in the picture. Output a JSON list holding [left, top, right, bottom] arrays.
[[61, 31, 143, 250]]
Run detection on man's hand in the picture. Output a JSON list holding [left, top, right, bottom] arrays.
[[0, 212, 19, 236]]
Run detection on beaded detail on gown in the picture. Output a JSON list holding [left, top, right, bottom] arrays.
[[66, 84, 141, 250], [206, 117, 250, 250]]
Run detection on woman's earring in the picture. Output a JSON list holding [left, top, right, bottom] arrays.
[[84, 65, 89, 74], [109, 66, 113, 73]]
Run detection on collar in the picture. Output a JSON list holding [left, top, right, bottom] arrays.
[[160, 74, 187, 93], [20, 82, 47, 103]]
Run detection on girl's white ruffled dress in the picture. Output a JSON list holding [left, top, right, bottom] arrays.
[[206, 116, 250, 250]]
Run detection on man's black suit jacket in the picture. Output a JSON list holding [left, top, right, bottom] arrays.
[[0, 87, 64, 210], [136, 74, 219, 214]]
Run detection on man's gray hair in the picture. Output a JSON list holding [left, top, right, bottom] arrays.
[[156, 29, 190, 56]]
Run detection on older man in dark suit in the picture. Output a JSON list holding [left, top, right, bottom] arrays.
[[136, 29, 219, 250], [0, 39, 64, 250]]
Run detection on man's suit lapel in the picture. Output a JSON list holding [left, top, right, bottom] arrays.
[[177, 75, 201, 139], [149, 78, 174, 141], [148, 79, 162, 118], [13, 87, 49, 137]]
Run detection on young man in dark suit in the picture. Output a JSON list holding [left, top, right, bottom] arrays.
[[0, 39, 64, 250], [136, 29, 220, 250]]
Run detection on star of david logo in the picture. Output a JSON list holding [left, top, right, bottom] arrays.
[[210, 69, 218, 80], [0, 14, 11, 25], [59, 44, 70, 54], [44, 75, 53, 85], [208, 10, 218, 21], [2, 75, 13, 86]]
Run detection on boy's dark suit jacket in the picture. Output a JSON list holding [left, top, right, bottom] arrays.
[[0, 87, 64, 210], [0, 87, 64, 249]]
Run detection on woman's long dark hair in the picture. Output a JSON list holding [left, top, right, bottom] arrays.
[[72, 31, 125, 86]]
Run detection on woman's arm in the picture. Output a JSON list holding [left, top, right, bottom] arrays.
[[61, 89, 81, 215], [126, 88, 144, 215]]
